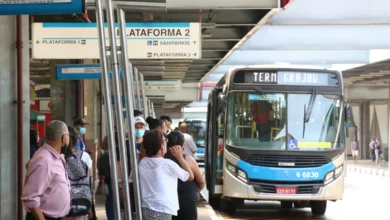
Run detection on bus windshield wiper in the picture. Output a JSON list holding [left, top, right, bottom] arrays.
[[255, 87, 269, 101], [302, 88, 318, 138]]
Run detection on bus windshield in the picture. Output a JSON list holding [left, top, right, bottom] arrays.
[[226, 92, 343, 151], [185, 120, 206, 147]]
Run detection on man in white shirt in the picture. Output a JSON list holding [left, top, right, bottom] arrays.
[[369, 138, 376, 162], [179, 122, 198, 157]]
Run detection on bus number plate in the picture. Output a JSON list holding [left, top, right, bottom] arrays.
[[276, 187, 297, 194]]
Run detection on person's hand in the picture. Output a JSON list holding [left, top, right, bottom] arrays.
[[25, 160, 31, 170], [170, 145, 183, 159]]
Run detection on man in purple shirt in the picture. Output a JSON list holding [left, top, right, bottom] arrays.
[[22, 120, 71, 220]]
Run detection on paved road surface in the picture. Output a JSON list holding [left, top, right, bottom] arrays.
[[217, 171, 389, 219]]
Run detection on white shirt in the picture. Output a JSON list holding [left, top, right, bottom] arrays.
[[182, 133, 198, 157], [369, 141, 376, 150], [139, 157, 189, 215], [81, 151, 93, 169]]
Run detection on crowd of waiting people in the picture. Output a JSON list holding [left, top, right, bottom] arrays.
[[22, 111, 203, 220]]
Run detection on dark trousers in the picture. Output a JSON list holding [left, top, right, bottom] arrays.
[[106, 184, 115, 220], [25, 212, 63, 220], [106, 183, 136, 220], [172, 201, 197, 220], [372, 149, 376, 161], [256, 124, 271, 141]]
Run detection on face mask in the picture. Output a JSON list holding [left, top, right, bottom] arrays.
[[36, 137, 40, 144], [135, 129, 145, 138], [79, 127, 86, 135], [145, 126, 150, 131]]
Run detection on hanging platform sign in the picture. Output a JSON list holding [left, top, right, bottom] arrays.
[[32, 22, 201, 59], [144, 80, 182, 90], [56, 64, 123, 80], [0, 0, 85, 15]]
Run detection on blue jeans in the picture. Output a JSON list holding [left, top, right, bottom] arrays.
[[106, 185, 115, 220]]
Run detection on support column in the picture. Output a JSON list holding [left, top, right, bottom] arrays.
[[50, 60, 77, 124], [388, 82, 390, 168], [83, 59, 99, 150], [0, 15, 30, 220], [360, 102, 370, 160]]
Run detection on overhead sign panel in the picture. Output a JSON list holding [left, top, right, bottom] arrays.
[[0, 0, 85, 15], [144, 80, 182, 90], [233, 70, 340, 87], [32, 22, 201, 60], [56, 64, 123, 80]]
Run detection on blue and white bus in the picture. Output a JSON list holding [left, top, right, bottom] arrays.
[[205, 65, 355, 215]]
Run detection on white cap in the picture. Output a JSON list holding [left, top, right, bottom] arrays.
[[134, 116, 146, 125]]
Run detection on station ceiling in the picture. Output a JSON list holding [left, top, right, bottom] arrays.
[[31, 8, 272, 84], [201, 0, 390, 83], [343, 59, 390, 85]]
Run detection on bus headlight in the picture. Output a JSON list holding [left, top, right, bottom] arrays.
[[334, 165, 343, 178], [227, 163, 236, 173], [324, 172, 334, 185], [324, 165, 343, 185], [226, 161, 248, 183], [238, 169, 247, 183]]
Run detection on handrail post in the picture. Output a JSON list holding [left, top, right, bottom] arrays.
[[95, 0, 121, 218], [117, 8, 143, 220], [140, 73, 149, 117], [103, 0, 133, 218]]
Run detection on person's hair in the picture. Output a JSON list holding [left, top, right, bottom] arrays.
[[142, 130, 164, 157], [167, 131, 185, 148], [146, 116, 154, 125], [149, 119, 164, 130], [30, 129, 38, 147], [65, 126, 79, 159], [45, 120, 67, 141], [160, 115, 172, 123], [134, 110, 143, 117]]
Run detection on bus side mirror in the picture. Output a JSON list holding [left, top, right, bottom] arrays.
[[344, 104, 351, 123]]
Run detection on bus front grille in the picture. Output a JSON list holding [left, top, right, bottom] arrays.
[[242, 154, 329, 168], [249, 179, 323, 194]]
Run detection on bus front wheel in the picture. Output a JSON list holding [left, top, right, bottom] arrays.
[[225, 198, 244, 215], [209, 197, 221, 209], [311, 201, 327, 215]]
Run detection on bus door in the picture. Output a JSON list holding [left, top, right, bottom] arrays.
[[206, 89, 221, 200]]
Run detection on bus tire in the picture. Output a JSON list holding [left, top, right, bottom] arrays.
[[209, 197, 221, 209], [311, 201, 327, 215], [225, 198, 244, 215], [280, 201, 293, 209]]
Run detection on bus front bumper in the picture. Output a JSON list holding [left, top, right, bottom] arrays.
[[223, 169, 344, 201]]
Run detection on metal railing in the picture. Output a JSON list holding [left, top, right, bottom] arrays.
[[94, 0, 161, 219]]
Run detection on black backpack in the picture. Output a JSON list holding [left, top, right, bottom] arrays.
[[66, 150, 92, 216]]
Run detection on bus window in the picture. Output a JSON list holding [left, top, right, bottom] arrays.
[[287, 94, 342, 151], [226, 92, 287, 150]]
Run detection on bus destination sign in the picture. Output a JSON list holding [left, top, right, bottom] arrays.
[[238, 70, 336, 86]]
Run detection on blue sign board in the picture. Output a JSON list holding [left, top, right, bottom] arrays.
[[56, 64, 123, 80], [248, 94, 261, 101], [0, 0, 85, 15]]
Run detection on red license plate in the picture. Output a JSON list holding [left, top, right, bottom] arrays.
[[276, 187, 297, 194]]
